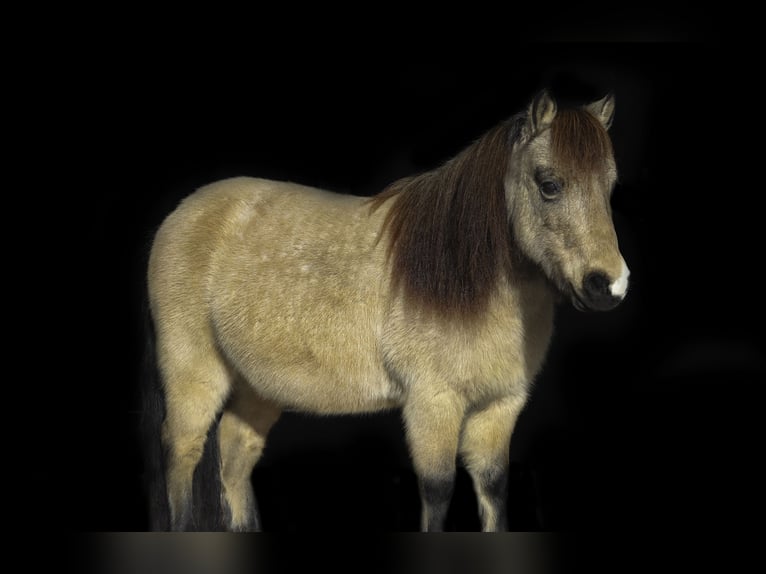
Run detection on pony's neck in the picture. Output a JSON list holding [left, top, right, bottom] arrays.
[[372, 121, 518, 318]]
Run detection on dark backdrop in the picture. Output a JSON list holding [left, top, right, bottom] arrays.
[[37, 24, 763, 533]]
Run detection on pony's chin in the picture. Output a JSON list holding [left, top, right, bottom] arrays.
[[570, 293, 590, 312], [565, 284, 591, 312], [560, 282, 591, 313]]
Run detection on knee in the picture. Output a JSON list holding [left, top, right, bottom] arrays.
[[162, 424, 208, 465], [421, 474, 455, 506], [481, 465, 509, 500]]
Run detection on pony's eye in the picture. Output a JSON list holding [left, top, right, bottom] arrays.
[[539, 180, 561, 200]]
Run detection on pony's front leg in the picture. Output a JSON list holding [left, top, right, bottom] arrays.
[[403, 390, 465, 532], [458, 394, 526, 532]]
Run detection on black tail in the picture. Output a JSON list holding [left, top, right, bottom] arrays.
[[140, 298, 227, 530], [192, 412, 227, 531], [140, 300, 170, 530]]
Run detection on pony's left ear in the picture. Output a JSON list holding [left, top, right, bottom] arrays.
[[586, 93, 615, 130]]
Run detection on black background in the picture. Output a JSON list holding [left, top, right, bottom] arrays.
[[30, 15, 764, 535]]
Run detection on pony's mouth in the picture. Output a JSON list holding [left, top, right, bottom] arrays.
[[567, 282, 624, 312]]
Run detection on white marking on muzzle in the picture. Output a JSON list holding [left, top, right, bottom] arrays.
[[610, 259, 630, 298]]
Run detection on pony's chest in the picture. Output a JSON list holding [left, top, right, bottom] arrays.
[[383, 285, 555, 402]]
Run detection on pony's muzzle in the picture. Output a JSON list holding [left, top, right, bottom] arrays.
[[578, 265, 629, 312]]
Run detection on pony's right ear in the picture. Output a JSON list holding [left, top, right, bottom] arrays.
[[523, 90, 557, 140], [585, 92, 616, 130]]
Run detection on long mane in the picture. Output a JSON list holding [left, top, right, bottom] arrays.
[[370, 116, 524, 318]]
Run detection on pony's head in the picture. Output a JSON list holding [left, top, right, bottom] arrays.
[[507, 91, 629, 311]]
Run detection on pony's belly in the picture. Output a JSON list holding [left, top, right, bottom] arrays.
[[211, 297, 400, 414], [233, 357, 402, 414], [212, 294, 400, 413]]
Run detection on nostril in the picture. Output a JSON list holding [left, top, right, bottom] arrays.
[[583, 272, 611, 299]]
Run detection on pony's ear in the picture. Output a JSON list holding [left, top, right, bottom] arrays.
[[524, 90, 557, 138], [585, 93, 615, 130]]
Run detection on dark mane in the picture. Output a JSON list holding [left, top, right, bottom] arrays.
[[370, 118, 522, 318]]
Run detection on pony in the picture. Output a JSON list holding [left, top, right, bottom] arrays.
[[143, 90, 630, 531]]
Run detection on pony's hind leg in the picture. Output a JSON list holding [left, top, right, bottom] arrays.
[[161, 360, 231, 531], [458, 395, 526, 532], [218, 380, 282, 532]]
